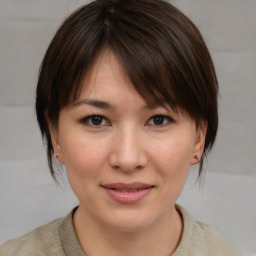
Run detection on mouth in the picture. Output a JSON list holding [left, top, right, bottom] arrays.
[[101, 183, 155, 204]]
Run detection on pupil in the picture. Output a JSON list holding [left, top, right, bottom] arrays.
[[153, 116, 164, 125], [92, 116, 102, 125]]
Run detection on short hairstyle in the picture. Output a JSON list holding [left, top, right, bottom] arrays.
[[36, 0, 218, 180]]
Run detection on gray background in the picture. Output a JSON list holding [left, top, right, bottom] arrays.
[[0, 0, 255, 254]]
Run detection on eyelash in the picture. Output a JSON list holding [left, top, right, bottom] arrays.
[[80, 114, 174, 128], [146, 115, 174, 126], [80, 115, 110, 127]]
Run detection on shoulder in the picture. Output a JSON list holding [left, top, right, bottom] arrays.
[[192, 220, 242, 255], [0, 218, 65, 256], [174, 205, 243, 256]]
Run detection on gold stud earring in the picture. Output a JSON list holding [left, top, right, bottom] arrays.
[[194, 155, 200, 160]]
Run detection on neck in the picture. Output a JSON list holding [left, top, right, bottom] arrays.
[[73, 205, 183, 256]]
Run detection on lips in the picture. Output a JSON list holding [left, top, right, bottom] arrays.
[[101, 183, 154, 204]]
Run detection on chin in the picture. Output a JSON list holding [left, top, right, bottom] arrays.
[[101, 208, 160, 233]]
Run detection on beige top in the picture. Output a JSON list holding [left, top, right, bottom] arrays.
[[0, 205, 244, 256]]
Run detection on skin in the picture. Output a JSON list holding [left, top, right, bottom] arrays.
[[50, 49, 207, 256]]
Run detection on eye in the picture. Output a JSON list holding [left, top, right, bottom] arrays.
[[80, 115, 110, 127], [147, 115, 174, 126]]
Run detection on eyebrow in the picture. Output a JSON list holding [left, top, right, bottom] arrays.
[[72, 99, 114, 109], [72, 98, 170, 111], [142, 103, 161, 110]]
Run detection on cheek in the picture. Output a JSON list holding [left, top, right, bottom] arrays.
[[153, 138, 193, 172], [60, 134, 109, 177], [60, 135, 110, 204], [150, 136, 194, 197]]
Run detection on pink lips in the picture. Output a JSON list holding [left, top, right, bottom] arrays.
[[101, 183, 154, 204]]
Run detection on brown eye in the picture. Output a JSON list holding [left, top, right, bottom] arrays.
[[153, 116, 165, 125], [80, 115, 110, 127], [91, 116, 103, 125], [147, 115, 174, 127]]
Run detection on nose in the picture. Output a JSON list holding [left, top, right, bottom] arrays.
[[108, 126, 148, 172]]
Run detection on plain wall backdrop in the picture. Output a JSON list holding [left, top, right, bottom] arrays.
[[0, 0, 255, 254]]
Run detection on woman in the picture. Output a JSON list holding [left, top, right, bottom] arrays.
[[0, 0, 243, 255]]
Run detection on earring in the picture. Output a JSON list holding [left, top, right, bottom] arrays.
[[56, 153, 60, 158], [194, 155, 200, 160]]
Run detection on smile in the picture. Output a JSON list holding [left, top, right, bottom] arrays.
[[101, 183, 154, 204], [111, 188, 144, 192]]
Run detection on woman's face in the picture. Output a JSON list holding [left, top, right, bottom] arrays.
[[51, 50, 206, 232]]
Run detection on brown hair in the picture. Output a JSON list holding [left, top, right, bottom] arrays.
[[36, 0, 218, 180]]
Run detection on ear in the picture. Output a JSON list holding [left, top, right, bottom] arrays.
[[45, 112, 64, 163], [190, 121, 207, 165]]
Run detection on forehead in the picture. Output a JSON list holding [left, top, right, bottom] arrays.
[[73, 48, 190, 117], [73, 49, 190, 120], [79, 49, 139, 100]]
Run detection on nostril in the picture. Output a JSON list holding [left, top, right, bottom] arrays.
[[108, 151, 147, 173]]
